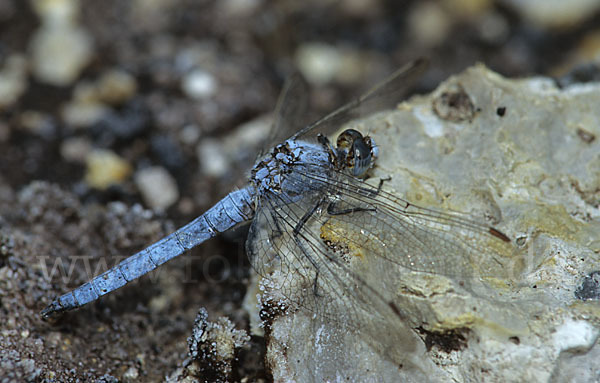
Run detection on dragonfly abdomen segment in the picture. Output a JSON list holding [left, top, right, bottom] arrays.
[[41, 187, 256, 318]]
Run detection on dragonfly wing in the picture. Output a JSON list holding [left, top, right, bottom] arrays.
[[246, 167, 426, 366], [297, 165, 519, 279], [291, 58, 429, 141], [261, 72, 311, 154]]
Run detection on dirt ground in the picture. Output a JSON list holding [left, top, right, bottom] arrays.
[[1, 1, 599, 382]]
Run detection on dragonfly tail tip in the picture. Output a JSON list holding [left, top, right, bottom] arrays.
[[40, 301, 63, 319]]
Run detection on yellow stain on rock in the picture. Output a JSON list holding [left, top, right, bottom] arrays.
[[320, 219, 365, 260]]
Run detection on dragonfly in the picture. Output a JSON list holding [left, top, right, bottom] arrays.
[[42, 59, 517, 362]]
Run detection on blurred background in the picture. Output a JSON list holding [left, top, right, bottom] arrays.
[[1, 0, 600, 381]]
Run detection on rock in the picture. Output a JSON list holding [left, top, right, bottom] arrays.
[[61, 70, 137, 128], [294, 43, 367, 86], [182, 69, 218, 100], [179, 124, 201, 145], [134, 166, 179, 211], [122, 366, 139, 382], [575, 271, 600, 301], [61, 100, 109, 129], [197, 138, 228, 178], [196, 113, 272, 178], [84, 149, 132, 190], [61, 81, 109, 128], [60, 137, 92, 163], [29, 0, 93, 86], [248, 64, 600, 382], [217, 0, 262, 17], [95, 69, 138, 105], [18, 110, 56, 139], [501, 0, 600, 29], [0, 54, 27, 110], [176, 308, 250, 382], [407, 2, 452, 47]]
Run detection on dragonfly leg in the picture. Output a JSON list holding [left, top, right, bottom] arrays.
[[289, 217, 326, 299], [376, 176, 391, 193], [293, 197, 327, 235], [326, 202, 376, 216]]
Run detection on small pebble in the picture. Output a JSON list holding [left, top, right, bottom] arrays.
[[408, 2, 452, 47], [478, 11, 510, 44], [182, 69, 218, 99], [60, 137, 92, 163], [0, 54, 27, 110], [134, 166, 179, 211], [218, 0, 262, 17], [122, 366, 139, 382], [29, 0, 92, 85], [30, 0, 79, 23], [84, 149, 132, 190], [501, 0, 600, 29], [295, 43, 341, 85], [179, 124, 201, 145], [61, 100, 109, 128], [295, 43, 365, 86], [29, 23, 93, 86], [96, 69, 138, 105], [19, 111, 56, 138], [197, 138, 228, 177]]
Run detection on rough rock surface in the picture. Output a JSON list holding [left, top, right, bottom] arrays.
[[253, 64, 600, 382]]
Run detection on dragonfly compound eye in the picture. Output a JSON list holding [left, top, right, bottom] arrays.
[[335, 129, 376, 178], [351, 136, 375, 177]]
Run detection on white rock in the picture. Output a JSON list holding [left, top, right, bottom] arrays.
[[30, 0, 78, 25], [554, 319, 599, 353], [407, 1, 452, 47], [197, 113, 273, 178], [501, 0, 600, 28], [197, 138, 228, 178], [295, 43, 366, 86], [249, 64, 600, 382], [122, 366, 139, 382], [29, 23, 93, 86], [134, 166, 179, 211], [218, 0, 262, 17], [182, 69, 217, 100]]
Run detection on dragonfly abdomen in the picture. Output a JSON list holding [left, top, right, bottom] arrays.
[[41, 187, 256, 318]]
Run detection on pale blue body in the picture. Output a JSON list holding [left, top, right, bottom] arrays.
[[42, 139, 335, 316]]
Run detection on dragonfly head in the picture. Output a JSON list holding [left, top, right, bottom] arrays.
[[335, 129, 378, 178]]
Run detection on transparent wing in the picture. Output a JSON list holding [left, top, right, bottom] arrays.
[[290, 58, 429, 141], [246, 162, 520, 333], [261, 72, 310, 154], [300, 164, 519, 278], [246, 169, 424, 363]]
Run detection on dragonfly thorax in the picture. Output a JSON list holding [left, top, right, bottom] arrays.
[[250, 139, 330, 195]]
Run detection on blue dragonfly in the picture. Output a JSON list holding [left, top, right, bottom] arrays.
[[42, 60, 516, 362]]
